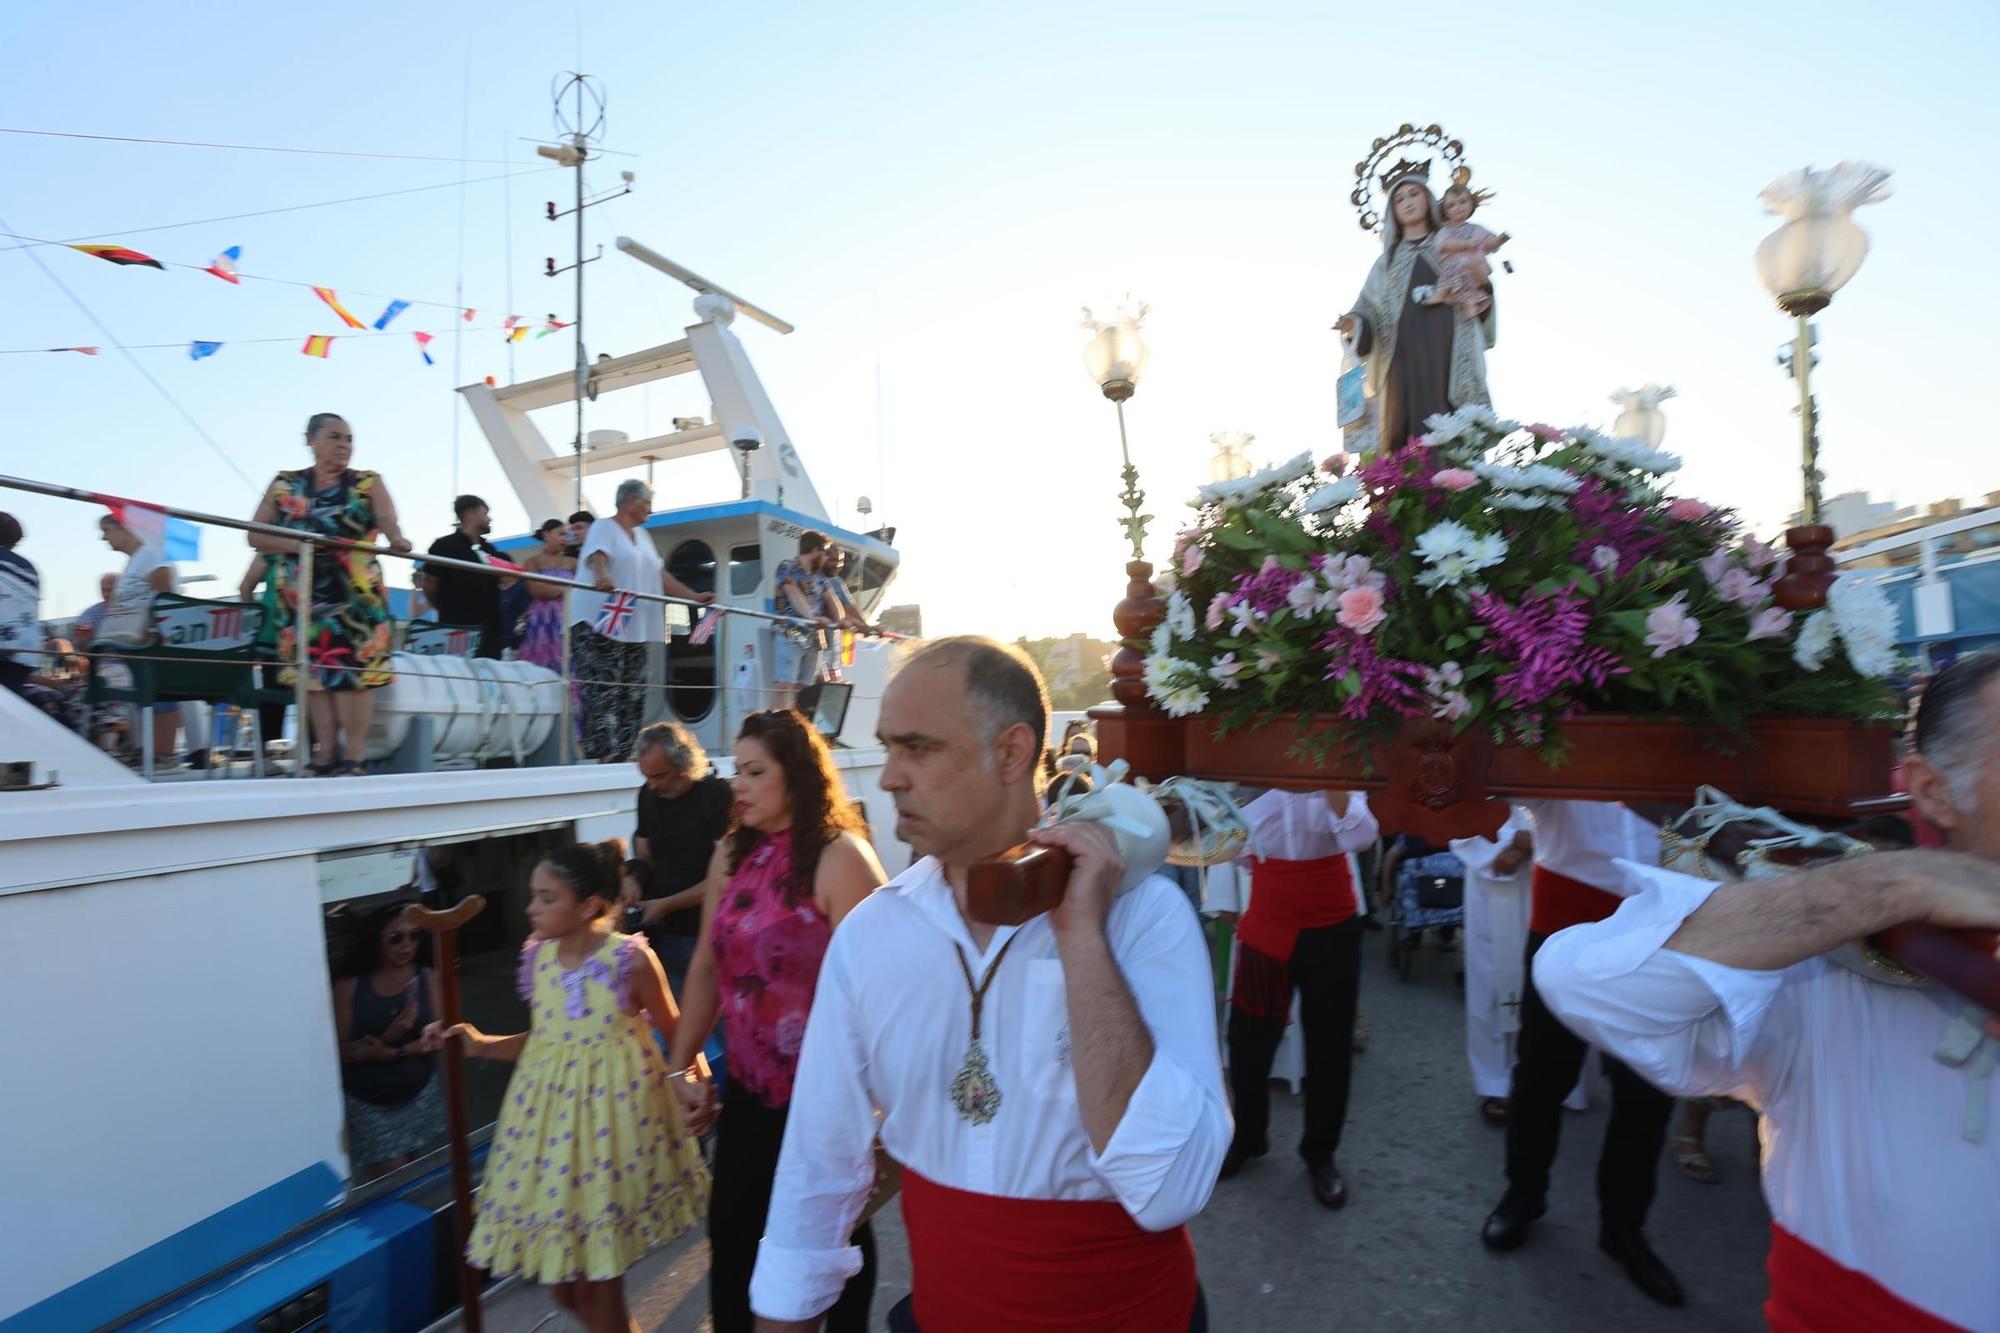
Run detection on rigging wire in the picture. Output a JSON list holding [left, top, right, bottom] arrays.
[[0, 166, 558, 253], [0, 125, 525, 165], [0, 322, 516, 354], [0, 206, 258, 493], [451, 15, 476, 496]]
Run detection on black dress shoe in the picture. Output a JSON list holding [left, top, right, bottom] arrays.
[[1217, 1138, 1266, 1180], [1599, 1225, 1686, 1307], [1308, 1161, 1347, 1209], [1481, 1191, 1546, 1251]]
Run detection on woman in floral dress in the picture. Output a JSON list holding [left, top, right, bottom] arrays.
[[668, 709, 886, 1333], [434, 840, 709, 1333], [248, 412, 411, 774]]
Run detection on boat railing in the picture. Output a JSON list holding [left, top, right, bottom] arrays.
[[0, 472, 906, 779]]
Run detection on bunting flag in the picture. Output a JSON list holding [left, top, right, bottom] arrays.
[[302, 334, 334, 358], [69, 243, 163, 269], [413, 330, 435, 366], [371, 299, 410, 331], [502, 315, 523, 330], [96, 496, 202, 562], [840, 630, 859, 668], [188, 341, 223, 361], [689, 606, 721, 646], [462, 308, 477, 321], [311, 287, 366, 329], [53, 346, 100, 355], [204, 246, 242, 283], [535, 318, 571, 339], [507, 325, 529, 343]]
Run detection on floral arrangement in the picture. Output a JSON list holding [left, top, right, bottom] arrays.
[[1145, 405, 1899, 764]]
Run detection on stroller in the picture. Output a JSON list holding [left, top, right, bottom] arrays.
[[1388, 842, 1466, 981]]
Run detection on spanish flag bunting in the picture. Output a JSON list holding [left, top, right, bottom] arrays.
[[70, 243, 163, 269], [840, 630, 858, 667], [302, 334, 334, 358], [371, 299, 410, 331], [311, 287, 366, 330], [204, 246, 242, 283], [507, 325, 529, 343], [413, 331, 435, 366]]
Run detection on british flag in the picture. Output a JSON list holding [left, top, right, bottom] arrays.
[[689, 607, 721, 646], [595, 590, 638, 636]]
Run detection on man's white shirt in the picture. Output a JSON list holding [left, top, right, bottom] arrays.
[[749, 857, 1231, 1322]]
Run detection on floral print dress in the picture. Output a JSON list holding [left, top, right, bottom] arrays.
[[707, 837, 835, 1107], [467, 932, 709, 1282], [263, 468, 394, 691]]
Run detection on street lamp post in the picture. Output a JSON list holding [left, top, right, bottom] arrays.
[[1754, 162, 1891, 608], [1082, 301, 1162, 708]]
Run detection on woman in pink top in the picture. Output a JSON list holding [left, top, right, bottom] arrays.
[[668, 709, 885, 1333]]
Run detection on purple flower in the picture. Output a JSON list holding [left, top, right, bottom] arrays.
[[1314, 625, 1426, 719], [1470, 589, 1626, 708], [1571, 479, 1671, 568], [1229, 556, 1310, 617]]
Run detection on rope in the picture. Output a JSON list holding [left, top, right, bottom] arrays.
[[0, 125, 529, 164]]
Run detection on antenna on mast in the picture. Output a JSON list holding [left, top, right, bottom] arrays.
[[539, 72, 632, 511], [613, 236, 796, 335]]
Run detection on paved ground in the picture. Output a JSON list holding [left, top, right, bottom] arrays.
[[483, 927, 1771, 1331]]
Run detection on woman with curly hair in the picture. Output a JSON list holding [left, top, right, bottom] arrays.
[[667, 709, 885, 1333], [247, 412, 411, 774]]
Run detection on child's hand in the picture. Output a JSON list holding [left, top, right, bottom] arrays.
[[383, 1001, 419, 1042], [673, 1074, 719, 1135], [426, 1020, 482, 1054], [1493, 232, 1511, 249]]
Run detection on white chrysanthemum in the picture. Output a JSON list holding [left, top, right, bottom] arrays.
[[1304, 475, 1362, 513], [1487, 491, 1550, 511], [1157, 679, 1211, 717], [1575, 428, 1683, 475], [1793, 609, 1836, 671], [1165, 590, 1197, 640], [1194, 451, 1315, 507], [1827, 576, 1899, 677], [1474, 459, 1578, 493], [1149, 618, 1174, 658], [1415, 521, 1507, 590], [1415, 519, 1477, 560]]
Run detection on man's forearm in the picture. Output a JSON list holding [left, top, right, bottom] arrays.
[[1059, 926, 1154, 1153], [1664, 853, 1928, 971]]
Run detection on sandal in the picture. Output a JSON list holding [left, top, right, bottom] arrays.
[[333, 760, 368, 777], [307, 758, 339, 777], [1672, 1134, 1720, 1184], [1479, 1096, 1510, 1127]]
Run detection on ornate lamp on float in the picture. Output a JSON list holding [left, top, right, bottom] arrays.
[[1082, 300, 1166, 708], [1754, 162, 1893, 609], [1208, 430, 1254, 483], [1610, 385, 1675, 450]]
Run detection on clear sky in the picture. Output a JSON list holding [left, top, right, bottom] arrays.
[[4, 0, 1996, 641]]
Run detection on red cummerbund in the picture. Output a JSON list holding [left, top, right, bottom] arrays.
[[1765, 1221, 1960, 1332], [898, 1167, 1197, 1331], [1234, 854, 1355, 961], [1528, 865, 1620, 937]]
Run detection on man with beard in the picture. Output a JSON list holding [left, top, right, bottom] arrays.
[[751, 637, 1229, 1331], [423, 494, 511, 659]]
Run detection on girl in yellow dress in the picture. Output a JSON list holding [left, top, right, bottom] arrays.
[[435, 840, 710, 1333]]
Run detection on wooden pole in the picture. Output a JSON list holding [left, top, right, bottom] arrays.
[[408, 895, 488, 1333]]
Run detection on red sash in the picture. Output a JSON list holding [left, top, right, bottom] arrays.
[[1528, 865, 1620, 937], [1765, 1222, 1961, 1332], [898, 1168, 1197, 1331], [1230, 855, 1357, 1020]]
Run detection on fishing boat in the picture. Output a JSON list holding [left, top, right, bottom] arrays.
[[0, 248, 908, 1332]]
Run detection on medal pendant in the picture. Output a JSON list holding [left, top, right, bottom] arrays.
[[949, 1039, 1003, 1125]]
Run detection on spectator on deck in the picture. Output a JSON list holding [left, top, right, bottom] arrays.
[[573, 480, 715, 762], [562, 509, 594, 561], [72, 573, 115, 651], [624, 720, 734, 998], [99, 511, 190, 766], [423, 495, 508, 660], [0, 512, 43, 705], [772, 530, 840, 711], [333, 902, 444, 1181], [517, 519, 576, 673]]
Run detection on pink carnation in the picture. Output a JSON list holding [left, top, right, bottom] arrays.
[[1321, 451, 1351, 476], [1667, 497, 1712, 522], [1432, 468, 1479, 492], [1526, 423, 1565, 442], [1180, 543, 1205, 576], [1335, 585, 1386, 635]]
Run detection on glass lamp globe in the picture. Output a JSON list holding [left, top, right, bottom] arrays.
[[1084, 321, 1149, 402], [1208, 430, 1254, 482], [1754, 162, 1891, 316]]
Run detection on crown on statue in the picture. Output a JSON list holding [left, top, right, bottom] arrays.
[[1350, 122, 1485, 232]]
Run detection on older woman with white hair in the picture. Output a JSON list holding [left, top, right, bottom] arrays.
[[572, 480, 715, 762]]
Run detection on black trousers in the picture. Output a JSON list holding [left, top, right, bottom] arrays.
[[709, 1084, 876, 1333], [887, 1285, 1209, 1331], [1504, 931, 1673, 1228], [1226, 915, 1363, 1166]]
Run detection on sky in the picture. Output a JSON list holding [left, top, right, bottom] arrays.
[[4, 0, 1997, 642]]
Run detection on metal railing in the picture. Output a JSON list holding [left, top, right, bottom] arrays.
[[1, 472, 904, 778]]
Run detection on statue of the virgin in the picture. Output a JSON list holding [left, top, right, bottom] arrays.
[[1336, 162, 1497, 452]]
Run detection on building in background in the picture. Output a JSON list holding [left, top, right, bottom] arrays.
[[1834, 489, 2000, 668], [879, 604, 923, 638]]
